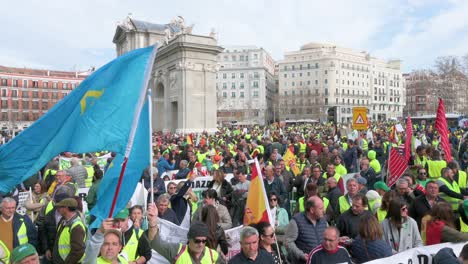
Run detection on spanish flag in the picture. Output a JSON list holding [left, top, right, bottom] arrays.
[[243, 159, 273, 226], [186, 134, 193, 145]]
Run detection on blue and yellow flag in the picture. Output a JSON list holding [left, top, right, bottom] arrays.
[[0, 45, 156, 194]]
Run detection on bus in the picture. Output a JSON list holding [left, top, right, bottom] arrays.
[[410, 114, 465, 131]]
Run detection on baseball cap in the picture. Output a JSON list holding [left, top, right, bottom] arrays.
[[374, 181, 390, 192], [55, 198, 77, 208], [114, 208, 129, 219], [357, 177, 367, 185], [10, 243, 37, 263]]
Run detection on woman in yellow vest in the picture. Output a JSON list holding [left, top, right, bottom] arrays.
[[25, 181, 50, 222]]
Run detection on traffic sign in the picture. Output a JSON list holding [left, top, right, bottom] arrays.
[[353, 107, 368, 130]]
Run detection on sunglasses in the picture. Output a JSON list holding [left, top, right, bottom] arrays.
[[419, 172, 427, 175], [270, 198, 277, 201], [193, 239, 207, 244], [401, 207, 408, 211]]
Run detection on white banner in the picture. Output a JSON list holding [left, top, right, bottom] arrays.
[[59, 153, 111, 170], [163, 174, 234, 192], [16, 191, 30, 215], [365, 242, 467, 264]]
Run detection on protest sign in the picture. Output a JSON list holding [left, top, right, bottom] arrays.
[[16, 191, 30, 215]]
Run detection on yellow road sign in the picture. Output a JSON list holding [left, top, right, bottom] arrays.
[[353, 107, 368, 130]]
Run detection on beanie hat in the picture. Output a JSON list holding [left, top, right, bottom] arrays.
[[187, 221, 209, 239]]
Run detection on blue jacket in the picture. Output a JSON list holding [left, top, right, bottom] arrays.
[[10, 212, 38, 249], [157, 157, 175, 176]]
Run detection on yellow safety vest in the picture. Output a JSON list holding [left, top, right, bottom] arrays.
[[414, 155, 428, 168], [175, 244, 218, 264], [196, 152, 209, 165], [97, 255, 128, 264], [362, 139, 368, 151], [299, 142, 307, 154], [369, 159, 381, 174], [57, 217, 86, 262], [0, 240, 10, 263], [377, 208, 387, 223], [122, 229, 143, 261], [322, 172, 341, 184], [458, 171, 467, 189], [427, 160, 447, 180], [84, 166, 94, 188], [460, 217, 468, 233], [342, 142, 348, 151], [338, 196, 351, 214], [438, 177, 462, 210], [298, 197, 329, 213], [45, 201, 54, 215], [44, 169, 57, 183], [335, 164, 347, 176], [17, 218, 28, 245], [258, 145, 265, 154]]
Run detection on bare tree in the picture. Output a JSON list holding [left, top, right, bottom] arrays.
[[434, 56, 462, 76]]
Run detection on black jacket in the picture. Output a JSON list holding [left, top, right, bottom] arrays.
[[36, 203, 57, 254], [207, 179, 233, 209], [409, 195, 445, 230]]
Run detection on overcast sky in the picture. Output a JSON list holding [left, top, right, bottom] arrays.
[[2, 0, 467, 73]]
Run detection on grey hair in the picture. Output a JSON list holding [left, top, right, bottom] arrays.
[[396, 178, 409, 186], [70, 157, 81, 166], [156, 194, 170, 204], [346, 177, 358, 185], [1, 197, 17, 207], [324, 226, 340, 238], [240, 226, 259, 242], [180, 160, 188, 166]]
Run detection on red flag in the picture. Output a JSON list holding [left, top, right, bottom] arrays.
[[404, 117, 413, 162], [435, 98, 452, 162], [244, 159, 273, 226], [387, 148, 408, 187]]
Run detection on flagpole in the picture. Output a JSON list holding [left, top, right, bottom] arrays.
[[108, 44, 158, 218], [148, 89, 154, 205]]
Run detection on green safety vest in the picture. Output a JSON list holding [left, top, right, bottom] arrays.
[[0, 240, 10, 263], [460, 217, 468, 233], [196, 151, 209, 165], [17, 218, 28, 245], [427, 160, 447, 179], [57, 216, 86, 262], [258, 145, 264, 154], [97, 255, 128, 264], [174, 244, 218, 264], [369, 159, 381, 174], [438, 177, 462, 210], [298, 196, 329, 213], [342, 142, 348, 151], [122, 229, 143, 261], [338, 196, 351, 214], [458, 171, 467, 189]]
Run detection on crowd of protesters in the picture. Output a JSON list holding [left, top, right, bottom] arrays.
[[1, 121, 468, 263]]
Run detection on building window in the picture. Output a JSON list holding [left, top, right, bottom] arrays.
[[42, 92, 48, 99], [216, 74, 218, 79], [232, 55, 236, 61], [284, 74, 287, 78], [1, 100, 7, 108], [315, 80, 318, 85], [53, 82, 57, 89], [253, 81, 259, 88], [11, 90, 18, 97], [284, 91, 288, 96], [325, 88, 328, 96], [223, 83, 227, 89], [240, 55, 245, 61], [324, 79, 328, 84], [307, 80, 311, 85], [63, 83, 68, 89], [13, 80, 18, 87], [22, 91, 29, 98], [240, 73, 244, 78], [52, 93, 58, 99], [254, 72, 259, 78], [292, 82, 295, 86], [240, 92, 244, 98], [32, 81, 38, 88], [223, 92, 227, 98], [315, 63, 319, 68], [232, 73, 235, 79], [307, 64, 311, 69], [231, 83, 236, 89], [325, 70, 328, 74], [23, 80, 28, 88], [43, 82, 48, 88], [324, 98, 328, 105], [253, 54, 258, 59], [231, 92, 236, 98], [1, 79, 6, 86], [292, 73, 295, 78], [223, 73, 227, 79], [240, 82, 244, 89], [253, 91, 259, 97], [1, 89, 6, 97]]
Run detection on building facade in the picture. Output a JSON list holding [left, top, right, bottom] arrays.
[[278, 43, 405, 123], [216, 46, 276, 125], [114, 16, 222, 133], [405, 70, 468, 116], [0, 66, 87, 134]]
